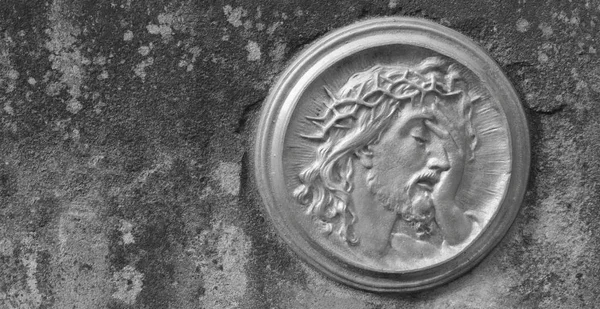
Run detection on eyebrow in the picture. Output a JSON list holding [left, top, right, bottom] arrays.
[[423, 119, 449, 137], [395, 112, 435, 137], [402, 111, 435, 124]]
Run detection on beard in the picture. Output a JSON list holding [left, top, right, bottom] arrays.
[[366, 169, 436, 237]]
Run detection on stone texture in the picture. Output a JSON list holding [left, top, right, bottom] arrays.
[[0, 0, 599, 308]]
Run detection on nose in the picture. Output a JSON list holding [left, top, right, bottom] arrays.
[[426, 142, 450, 172]]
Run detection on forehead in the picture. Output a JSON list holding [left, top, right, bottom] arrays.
[[394, 104, 435, 128]]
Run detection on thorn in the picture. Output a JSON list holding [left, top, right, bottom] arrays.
[[299, 133, 325, 140], [357, 81, 367, 97], [323, 86, 337, 101], [323, 101, 335, 111], [402, 70, 409, 79], [373, 71, 380, 88]]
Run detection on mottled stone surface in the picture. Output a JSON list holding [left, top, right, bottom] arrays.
[[0, 0, 599, 308]]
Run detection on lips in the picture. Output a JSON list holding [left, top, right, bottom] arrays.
[[416, 180, 435, 192]]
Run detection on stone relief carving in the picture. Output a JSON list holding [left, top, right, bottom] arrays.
[[254, 17, 529, 291], [293, 58, 483, 268]]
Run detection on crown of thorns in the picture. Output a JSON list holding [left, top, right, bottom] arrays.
[[301, 68, 465, 141]]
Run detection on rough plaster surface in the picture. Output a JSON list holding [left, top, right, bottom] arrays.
[[0, 0, 599, 308]]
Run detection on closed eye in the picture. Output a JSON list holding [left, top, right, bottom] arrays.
[[413, 135, 427, 144], [411, 124, 429, 144]]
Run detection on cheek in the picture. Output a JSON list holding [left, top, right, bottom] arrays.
[[386, 158, 421, 181], [385, 140, 427, 168], [373, 141, 427, 183]]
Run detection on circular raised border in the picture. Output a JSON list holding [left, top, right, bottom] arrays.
[[254, 17, 530, 292]]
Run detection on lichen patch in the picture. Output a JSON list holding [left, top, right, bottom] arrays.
[[245, 41, 261, 62], [112, 265, 144, 305], [119, 220, 135, 245], [133, 57, 154, 80], [147, 13, 174, 41], [199, 224, 250, 308], [270, 41, 286, 62], [0, 35, 18, 94], [0, 238, 13, 256], [45, 1, 88, 114], [223, 5, 247, 28], [123, 30, 134, 41], [516, 18, 530, 32], [213, 161, 241, 196]]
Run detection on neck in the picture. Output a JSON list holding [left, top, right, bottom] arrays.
[[350, 163, 398, 261]]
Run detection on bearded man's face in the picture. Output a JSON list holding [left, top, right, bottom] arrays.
[[363, 104, 450, 235]]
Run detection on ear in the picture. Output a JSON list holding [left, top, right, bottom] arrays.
[[354, 146, 373, 168]]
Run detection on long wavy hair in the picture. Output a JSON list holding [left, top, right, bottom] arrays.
[[293, 57, 480, 245]]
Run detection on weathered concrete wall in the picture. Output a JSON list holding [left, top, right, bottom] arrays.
[[0, 0, 599, 308]]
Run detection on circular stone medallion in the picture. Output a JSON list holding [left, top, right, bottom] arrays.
[[254, 17, 529, 292]]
